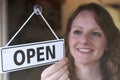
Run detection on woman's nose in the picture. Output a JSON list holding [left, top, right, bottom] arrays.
[[79, 34, 90, 45]]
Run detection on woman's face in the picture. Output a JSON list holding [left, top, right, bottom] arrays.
[[68, 11, 107, 65]]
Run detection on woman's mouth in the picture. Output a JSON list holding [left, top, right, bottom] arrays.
[[77, 48, 93, 54]]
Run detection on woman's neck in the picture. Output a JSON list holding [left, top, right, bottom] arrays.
[[74, 61, 102, 80]]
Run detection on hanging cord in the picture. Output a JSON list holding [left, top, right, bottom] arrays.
[[5, 4, 59, 47], [5, 11, 35, 47], [34, 5, 59, 40]]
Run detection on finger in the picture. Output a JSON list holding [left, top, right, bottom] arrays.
[[46, 64, 68, 80], [67, 78, 70, 80], [58, 70, 69, 80], [41, 57, 68, 79]]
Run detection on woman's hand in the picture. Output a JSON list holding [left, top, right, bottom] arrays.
[[41, 57, 70, 80]]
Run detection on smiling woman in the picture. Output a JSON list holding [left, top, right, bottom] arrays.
[[41, 3, 120, 80], [68, 10, 107, 65]]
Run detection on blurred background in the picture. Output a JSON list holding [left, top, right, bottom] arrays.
[[0, 0, 120, 80]]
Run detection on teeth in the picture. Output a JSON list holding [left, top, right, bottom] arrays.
[[79, 49, 91, 53]]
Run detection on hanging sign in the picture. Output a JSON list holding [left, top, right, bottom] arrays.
[[0, 39, 64, 73], [0, 4, 64, 73]]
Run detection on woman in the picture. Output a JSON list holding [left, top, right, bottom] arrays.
[[41, 3, 120, 80]]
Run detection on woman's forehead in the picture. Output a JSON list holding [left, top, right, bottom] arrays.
[[72, 10, 99, 28]]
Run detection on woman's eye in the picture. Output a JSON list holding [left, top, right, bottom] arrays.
[[73, 30, 82, 35], [91, 32, 101, 37]]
